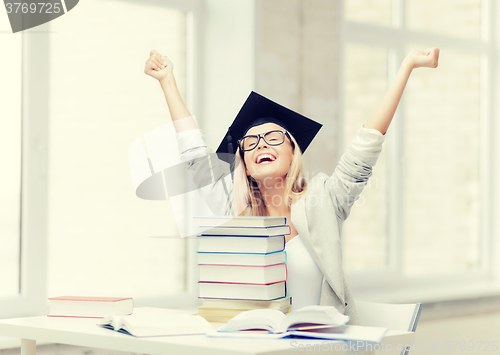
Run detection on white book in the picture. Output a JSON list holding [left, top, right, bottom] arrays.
[[197, 235, 285, 253], [215, 305, 350, 334], [194, 216, 287, 228], [197, 250, 286, 266], [200, 296, 291, 309], [98, 307, 212, 337], [201, 225, 290, 237], [199, 281, 286, 301], [198, 263, 287, 284]]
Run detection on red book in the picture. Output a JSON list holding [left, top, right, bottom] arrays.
[[47, 296, 134, 318]]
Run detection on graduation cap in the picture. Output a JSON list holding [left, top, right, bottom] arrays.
[[216, 91, 323, 157]]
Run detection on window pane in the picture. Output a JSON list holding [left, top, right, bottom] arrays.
[[0, 16, 21, 297], [404, 46, 481, 275], [343, 44, 388, 272], [345, 0, 392, 27], [407, 0, 482, 40], [47, 1, 187, 298]]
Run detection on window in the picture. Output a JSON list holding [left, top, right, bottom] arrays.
[[0, 0, 203, 319], [342, 44, 389, 272], [403, 47, 481, 275], [345, 0, 392, 27], [341, 0, 492, 292], [46, 0, 189, 299]]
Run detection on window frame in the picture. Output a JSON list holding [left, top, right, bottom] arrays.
[[0, 28, 50, 319], [340, 0, 500, 301]]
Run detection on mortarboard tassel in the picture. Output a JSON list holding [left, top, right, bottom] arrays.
[[224, 128, 235, 215], [227, 128, 233, 155], [227, 128, 234, 182]]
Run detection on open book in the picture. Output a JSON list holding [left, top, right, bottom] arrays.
[[208, 305, 388, 342], [207, 324, 389, 342], [98, 307, 212, 337], [217, 305, 349, 334]]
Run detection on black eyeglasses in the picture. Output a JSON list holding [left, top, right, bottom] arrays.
[[238, 130, 290, 152]]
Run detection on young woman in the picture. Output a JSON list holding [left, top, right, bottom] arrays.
[[144, 47, 439, 323]]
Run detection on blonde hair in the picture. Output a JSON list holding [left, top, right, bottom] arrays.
[[232, 132, 307, 216]]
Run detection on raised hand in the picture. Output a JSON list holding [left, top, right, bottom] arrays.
[[362, 47, 440, 135], [144, 49, 174, 82], [406, 47, 440, 69]]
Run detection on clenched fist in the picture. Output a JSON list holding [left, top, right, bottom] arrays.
[[144, 49, 174, 82], [406, 47, 440, 69]]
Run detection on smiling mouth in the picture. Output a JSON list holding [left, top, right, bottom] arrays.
[[256, 153, 277, 164]]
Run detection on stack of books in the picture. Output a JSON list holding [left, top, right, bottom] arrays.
[[194, 216, 292, 323]]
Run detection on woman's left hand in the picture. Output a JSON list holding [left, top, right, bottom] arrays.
[[405, 47, 440, 69]]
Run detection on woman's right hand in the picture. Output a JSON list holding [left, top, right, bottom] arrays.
[[144, 49, 174, 82]]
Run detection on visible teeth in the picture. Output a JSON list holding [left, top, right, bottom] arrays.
[[257, 154, 275, 164]]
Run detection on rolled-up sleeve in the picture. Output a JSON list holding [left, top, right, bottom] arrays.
[[325, 125, 386, 221], [175, 128, 234, 216], [177, 129, 208, 161]]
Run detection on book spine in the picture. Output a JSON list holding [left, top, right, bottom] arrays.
[[198, 263, 285, 268], [198, 279, 286, 285], [196, 250, 285, 254]]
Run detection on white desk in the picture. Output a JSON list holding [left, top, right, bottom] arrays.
[[0, 316, 415, 355]]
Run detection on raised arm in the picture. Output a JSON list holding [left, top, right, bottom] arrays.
[[144, 49, 197, 131], [327, 48, 440, 221], [144, 49, 234, 216], [363, 47, 440, 135]]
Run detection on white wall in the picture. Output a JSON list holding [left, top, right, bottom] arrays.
[[198, 0, 256, 149]]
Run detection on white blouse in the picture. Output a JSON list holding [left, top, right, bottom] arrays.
[[284, 235, 323, 312]]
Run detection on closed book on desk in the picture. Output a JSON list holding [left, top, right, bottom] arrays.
[[199, 281, 286, 300], [48, 296, 133, 318], [198, 263, 287, 284], [197, 250, 286, 266], [194, 216, 287, 228], [98, 307, 212, 337], [197, 235, 285, 254]]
